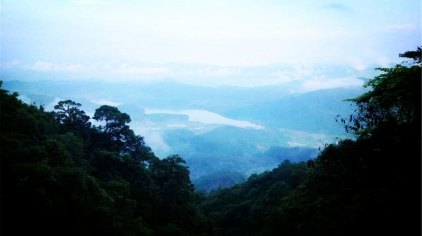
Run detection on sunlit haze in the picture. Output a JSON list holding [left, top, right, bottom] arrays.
[[1, 0, 420, 87]]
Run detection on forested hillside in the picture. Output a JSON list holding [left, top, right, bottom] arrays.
[[201, 48, 421, 235], [0, 84, 210, 235], [1, 48, 420, 235]]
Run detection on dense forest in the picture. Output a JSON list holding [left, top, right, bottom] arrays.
[[1, 85, 211, 235], [1, 48, 420, 235]]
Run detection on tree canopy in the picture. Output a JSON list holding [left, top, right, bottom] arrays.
[[1, 47, 420, 236], [0, 87, 210, 236], [345, 48, 421, 136], [202, 47, 421, 236]]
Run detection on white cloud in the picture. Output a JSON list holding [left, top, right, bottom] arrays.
[[0, 60, 21, 68], [46, 97, 64, 110], [112, 64, 170, 75], [130, 121, 171, 157], [197, 67, 243, 77], [287, 141, 307, 147], [166, 124, 188, 129], [143, 131, 171, 157], [18, 94, 31, 104], [387, 24, 416, 31], [280, 128, 336, 148], [377, 56, 392, 68], [91, 99, 122, 107], [271, 70, 299, 84], [72, 0, 104, 5], [22, 61, 170, 78], [322, 3, 354, 12], [14, 60, 370, 93], [30, 61, 84, 72], [350, 58, 367, 71], [2, 0, 420, 71], [301, 77, 364, 92]]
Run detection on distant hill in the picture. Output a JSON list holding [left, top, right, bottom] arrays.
[[3, 79, 360, 191]]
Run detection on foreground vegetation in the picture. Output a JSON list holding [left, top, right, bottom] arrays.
[[1, 48, 420, 235], [1, 84, 211, 235]]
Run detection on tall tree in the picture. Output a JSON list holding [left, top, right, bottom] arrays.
[[93, 105, 130, 134], [93, 105, 132, 150], [53, 100, 91, 131], [345, 47, 421, 136]]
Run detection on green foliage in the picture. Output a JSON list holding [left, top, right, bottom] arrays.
[[93, 105, 131, 135], [262, 132, 420, 235], [1, 47, 420, 236], [91, 104, 151, 158], [53, 100, 91, 132], [399, 46, 422, 63], [260, 48, 421, 235], [201, 160, 308, 236], [199, 47, 421, 236], [344, 48, 421, 136], [1, 84, 210, 236]]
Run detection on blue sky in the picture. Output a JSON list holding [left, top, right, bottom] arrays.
[[0, 0, 420, 88]]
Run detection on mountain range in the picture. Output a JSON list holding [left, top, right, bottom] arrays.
[[3, 79, 362, 191]]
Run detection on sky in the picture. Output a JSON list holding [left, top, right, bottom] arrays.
[[0, 0, 421, 88]]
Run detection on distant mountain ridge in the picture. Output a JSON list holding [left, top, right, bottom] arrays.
[[3, 79, 361, 191]]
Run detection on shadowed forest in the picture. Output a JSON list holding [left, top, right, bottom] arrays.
[[1, 48, 420, 235]]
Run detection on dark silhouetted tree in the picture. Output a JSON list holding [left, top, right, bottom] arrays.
[[53, 100, 90, 128], [344, 48, 421, 136]]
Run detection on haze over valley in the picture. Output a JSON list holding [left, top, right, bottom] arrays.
[[1, 1, 420, 235], [3, 76, 363, 190]]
